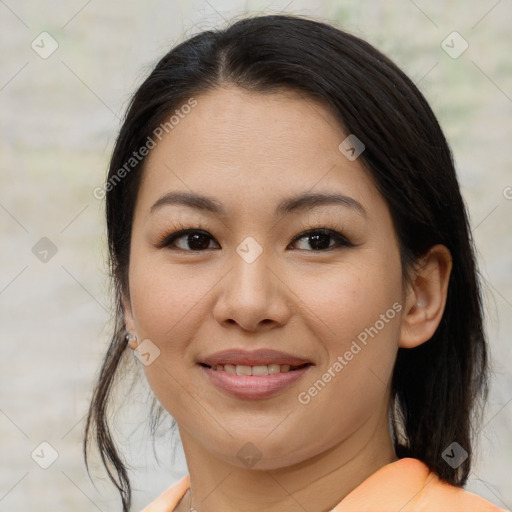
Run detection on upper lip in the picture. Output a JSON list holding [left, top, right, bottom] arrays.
[[200, 349, 312, 367]]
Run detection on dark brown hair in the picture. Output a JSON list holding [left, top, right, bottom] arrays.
[[84, 13, 489, 511]]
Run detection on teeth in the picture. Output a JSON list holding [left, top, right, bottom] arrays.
[[252, 365, 268, 376], [211, 363, 297, 375], [224, 364, 236, 374], [236, 365, 252, 376]]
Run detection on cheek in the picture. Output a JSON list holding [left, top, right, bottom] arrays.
[[292, 255, 402, 346], [130, 256, 193, 319], [308, 258, 400, 380], [291, 253, 402, 407], [127, 258, 214, 422], [128, 257, 216, 355]]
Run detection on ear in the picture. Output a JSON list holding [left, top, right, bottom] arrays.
[[121, 292, 137, 345], [399, 244, 452, 349], [121, 295, 138, 350]]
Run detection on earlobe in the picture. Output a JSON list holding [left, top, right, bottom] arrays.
[[398, 244, 452, 349], [121, 293, 136, 336], [121, 295, 139, 350]]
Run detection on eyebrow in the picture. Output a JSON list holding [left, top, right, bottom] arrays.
[[149, 191, 366, 218]]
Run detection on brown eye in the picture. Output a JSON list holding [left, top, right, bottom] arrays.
[[289, 228, 354, 251], [159, 230, 220, 251], [158, 227, 355, 252]]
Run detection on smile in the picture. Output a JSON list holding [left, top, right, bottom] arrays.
[[201, 363, 309, 375], [199, 363, 313, 400]]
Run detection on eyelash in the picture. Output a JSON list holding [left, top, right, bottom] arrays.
[[156, 220, 356, 253]]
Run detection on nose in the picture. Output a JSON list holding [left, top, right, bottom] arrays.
[[212, 242, 292, 332]]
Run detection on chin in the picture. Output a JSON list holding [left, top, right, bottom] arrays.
[[206, 438, 312, 471]]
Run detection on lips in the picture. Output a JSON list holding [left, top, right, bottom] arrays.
[[200, 348, 312, 368], [198, 348, 313, 399]]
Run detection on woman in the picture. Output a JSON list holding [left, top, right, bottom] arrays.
[[84, 13, 508, 512]]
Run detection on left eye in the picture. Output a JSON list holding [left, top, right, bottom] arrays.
[[159, 228, 354, 252], [289, 228, 354, 251]]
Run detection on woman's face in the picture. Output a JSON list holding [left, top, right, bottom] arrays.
[[124, 86, 407, 469]]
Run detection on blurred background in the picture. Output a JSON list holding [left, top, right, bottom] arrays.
[[0, 0, 511, 510]]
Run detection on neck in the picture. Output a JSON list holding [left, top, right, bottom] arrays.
[[176, 405, 397, 512]]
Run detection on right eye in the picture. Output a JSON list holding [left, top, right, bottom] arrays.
[[158, 229, 220, 252]]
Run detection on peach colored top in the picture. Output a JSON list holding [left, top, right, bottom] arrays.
[[141, 458, 509, 512]]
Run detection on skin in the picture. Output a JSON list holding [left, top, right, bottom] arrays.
[[123, 85, 452, 512]]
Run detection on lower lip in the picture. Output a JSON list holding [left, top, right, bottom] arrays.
[[199, 365, 312, 400]]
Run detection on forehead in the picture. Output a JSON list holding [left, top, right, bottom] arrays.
[[137, 86, 385, 221]]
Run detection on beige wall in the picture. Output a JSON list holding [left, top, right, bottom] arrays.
[[0, 0, 510, 510]]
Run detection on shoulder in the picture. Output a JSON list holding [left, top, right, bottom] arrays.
[[388, 458, 508, 512], [141, 474, 190, 512], [334, 458, 508, 512], [418, 471, 508, 512], [141, 461, 508, 512]]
